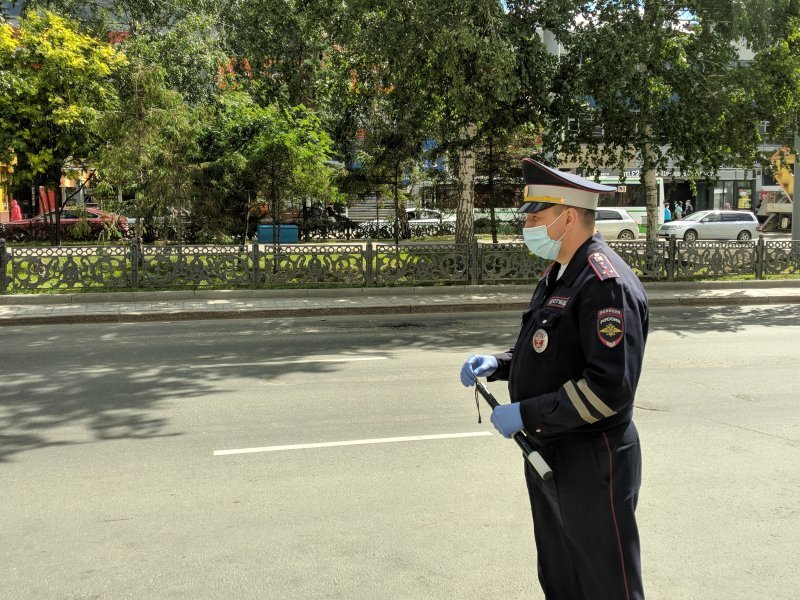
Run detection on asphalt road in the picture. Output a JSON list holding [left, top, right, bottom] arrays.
[[2, 306, 799, 599]]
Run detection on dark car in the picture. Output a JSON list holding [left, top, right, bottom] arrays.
[[1, 207, 129, 242]]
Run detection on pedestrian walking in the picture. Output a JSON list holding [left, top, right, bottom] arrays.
[[685, 199, 693, 215], [10, 198, 22, 221], [460, 158, 649, 600], [664, 204, 671, 222], [674, 201, 683, 220]]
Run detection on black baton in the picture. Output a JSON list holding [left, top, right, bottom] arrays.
[[473, 379, 553, 481]]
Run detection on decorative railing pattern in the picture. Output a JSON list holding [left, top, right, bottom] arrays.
[[4, 244, 130, 292], [374, 243, 469, 285], [762, 241, 800, 277], [478, 243, 547, 283], [607, 240, 667, 280], [674, 240, 758, 279], [137, 243, 254, 289], [2, 237, 799, 293], [261, 244, 366, 286]]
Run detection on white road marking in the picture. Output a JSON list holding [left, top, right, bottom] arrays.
[[214, 431, 493, 456], [192, 356, 388, 369]]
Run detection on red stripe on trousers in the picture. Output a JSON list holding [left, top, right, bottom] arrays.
[[604, 432, 631, 600]]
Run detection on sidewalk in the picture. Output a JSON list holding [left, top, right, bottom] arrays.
[[2, 280, 800, 326]]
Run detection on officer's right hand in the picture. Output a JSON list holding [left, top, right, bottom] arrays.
[[460, 354, 498, 387]]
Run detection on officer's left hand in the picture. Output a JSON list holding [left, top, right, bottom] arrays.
[[490, 403, 523, 439]]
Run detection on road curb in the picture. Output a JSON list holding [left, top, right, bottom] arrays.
[[3, 293, 799, 326], [2, 279, 800, 307]]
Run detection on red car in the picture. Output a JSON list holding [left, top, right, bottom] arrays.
[[1, 207, 129, 242]]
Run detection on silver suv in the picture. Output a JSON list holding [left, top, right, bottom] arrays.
[[658, 210, 759, 242]]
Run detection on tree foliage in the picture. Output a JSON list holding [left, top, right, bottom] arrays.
[[337, 0, 554, 242], [749, 16, 800, 144], [119, 12, 226, 104], [197, 91, 342, 241], [0, 9, 124, 185], [92, 61, 200, 239], [5, 1, 800, 246], [543, 1, 799, 238], [15, 0, 195, 34], [218, 0, 338, 108]]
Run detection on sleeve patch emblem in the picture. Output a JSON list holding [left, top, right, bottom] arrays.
[[597, 308, 624, 348]]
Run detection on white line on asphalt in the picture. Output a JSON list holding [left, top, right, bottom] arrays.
[[192, 356, 388, 369], [213, 431, 493, 456]]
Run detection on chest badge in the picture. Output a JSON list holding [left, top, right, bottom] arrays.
[[532, 328, 549, 353]]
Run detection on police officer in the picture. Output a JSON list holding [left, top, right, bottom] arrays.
[[460, 158, 648, 600]]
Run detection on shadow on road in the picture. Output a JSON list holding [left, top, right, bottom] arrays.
[[649, 303, 800, 334], [2, 304, 797, 462], [0, 315, 518, 463]]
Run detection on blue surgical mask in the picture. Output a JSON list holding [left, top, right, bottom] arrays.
[[522, 211, 566, 260]]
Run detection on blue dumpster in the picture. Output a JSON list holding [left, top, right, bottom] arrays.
[[257, 224, 299, 243]]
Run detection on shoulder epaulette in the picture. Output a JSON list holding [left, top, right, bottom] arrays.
[[588, 252, 619, 281]]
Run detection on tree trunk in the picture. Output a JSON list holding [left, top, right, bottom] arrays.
[[393, 162, 400, 245], [375, 188, 381, 233], [271, 163, 279, 246], [54, 185, 62, 246], [455, 123, 477, 244], [488, 135, 498, 244], [40, 182, 62, 246], [642, 126, 659, 241]]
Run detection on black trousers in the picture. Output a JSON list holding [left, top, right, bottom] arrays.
[[525, 421, 643, 600]]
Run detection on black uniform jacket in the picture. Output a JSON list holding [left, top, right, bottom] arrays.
[[490, 234, 649, 443]]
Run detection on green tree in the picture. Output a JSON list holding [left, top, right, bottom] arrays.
[[198, 92, 342, 243], [219, 0, 339, 108], [118, 12, 226, 105], [475, 123, 542, 242], [341, 0, 554, 243], [749, 17, 800, 145], [92, 61, 201, 241], [543, 1, 798, 239], [0, 9, 125, 243], [20, 1, 229, 103], [16, 0, 188, 34], [335, 55, 433, 242]]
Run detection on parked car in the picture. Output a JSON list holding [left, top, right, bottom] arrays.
[[406, 207, 457, 224], [658, 210, 759, 242], [1, 207, 128, 242], [354, 207, 457, 239], [120, 207, 196, 242], [595, 208, 640, 240]]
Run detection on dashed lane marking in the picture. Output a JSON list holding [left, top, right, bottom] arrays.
[[214, 431, 493, 456], [192, 356, 389, 368]]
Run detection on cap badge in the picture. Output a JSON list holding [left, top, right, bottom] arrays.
[[532, 328, 549, 353]]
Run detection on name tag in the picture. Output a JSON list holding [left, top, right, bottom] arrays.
[[546, 296, 570, 309]]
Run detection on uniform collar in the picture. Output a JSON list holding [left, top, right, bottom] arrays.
[[558, 233, 607, 287]]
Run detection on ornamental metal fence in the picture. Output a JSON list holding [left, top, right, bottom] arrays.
[[1, 236, 799, 294]]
